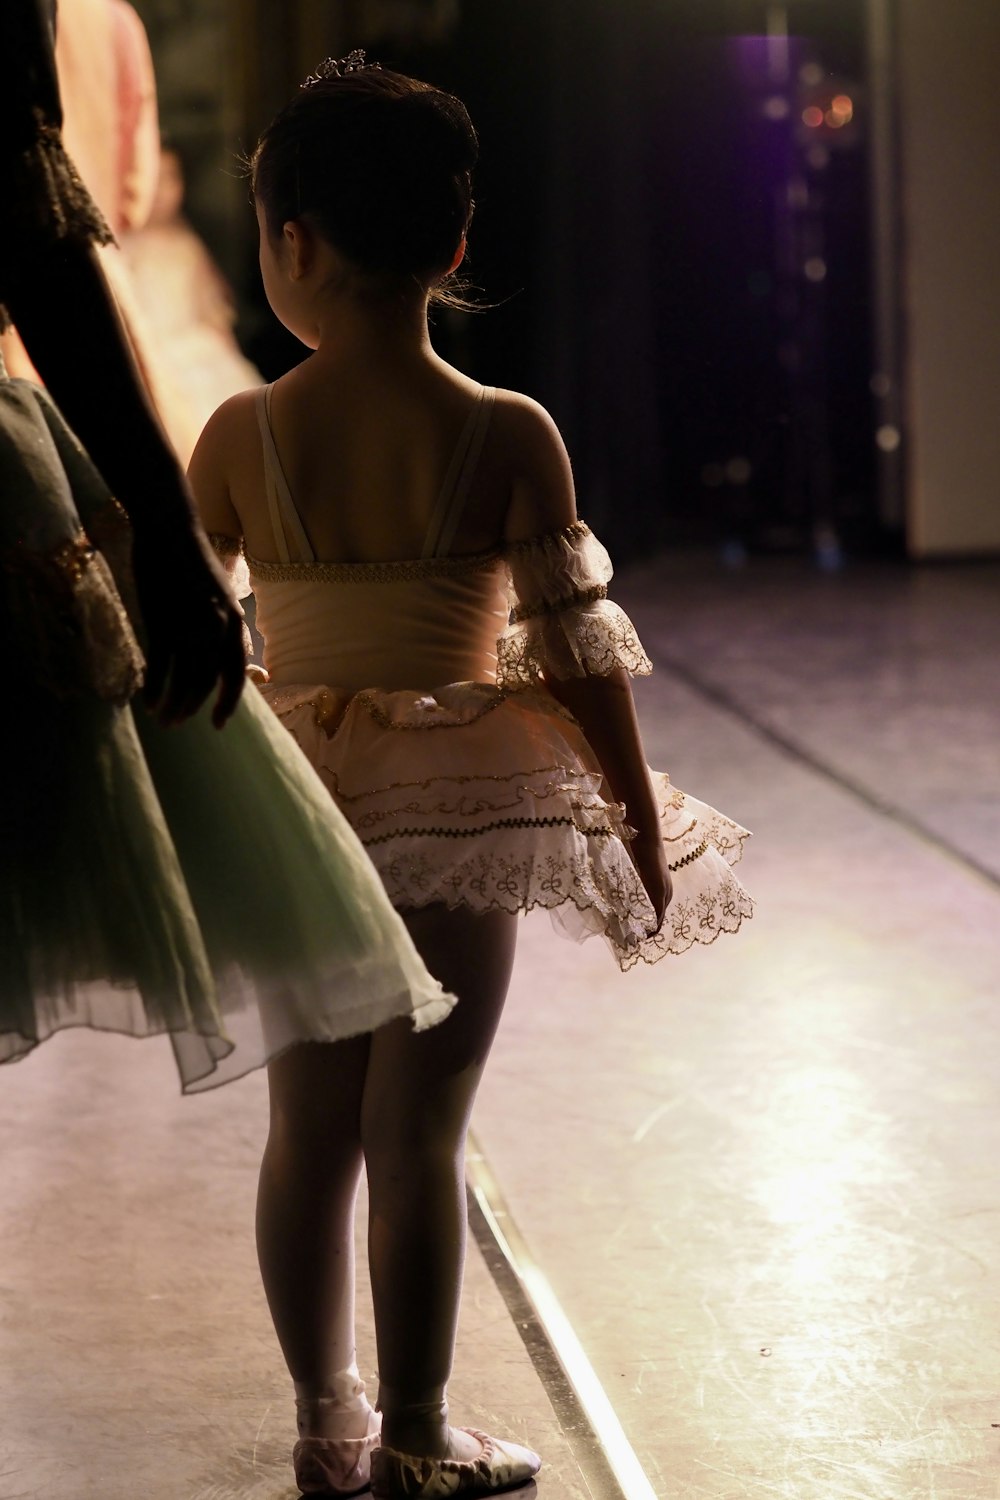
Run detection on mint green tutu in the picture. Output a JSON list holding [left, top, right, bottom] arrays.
[[0, 367, 452, 1091]]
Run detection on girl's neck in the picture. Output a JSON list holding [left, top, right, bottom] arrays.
[[310, 292, 434, 372]]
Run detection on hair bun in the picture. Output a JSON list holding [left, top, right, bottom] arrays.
[[423, 93, 479, 174], [253, 66, 479, 291], [386, 90, 477, 181]]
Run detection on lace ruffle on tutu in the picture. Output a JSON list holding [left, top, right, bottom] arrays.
[[260, 678, 752, 972]]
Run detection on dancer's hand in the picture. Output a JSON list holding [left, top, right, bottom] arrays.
[[632, 829, 671, 934], [132, 516, 246, 728]]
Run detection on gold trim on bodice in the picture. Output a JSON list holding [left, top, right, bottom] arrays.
[[243, 521, 597, 583], [247, 548, 503, 584]]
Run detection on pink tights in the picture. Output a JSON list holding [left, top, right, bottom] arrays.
[[255, 905, 518, 1457]]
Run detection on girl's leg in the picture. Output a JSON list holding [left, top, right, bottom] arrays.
[[361, 904, 518, 1459], [256, 1034, 376, 1440]]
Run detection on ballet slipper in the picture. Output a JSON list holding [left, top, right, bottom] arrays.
[[293, 1420, 381, 1496], [370, 1427, 541, 1498]]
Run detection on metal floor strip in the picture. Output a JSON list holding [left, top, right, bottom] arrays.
[[466, 1136, 659, 1500]]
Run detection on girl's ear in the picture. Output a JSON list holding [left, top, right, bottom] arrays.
[[282, 218, 315, 280], [447, 236, 467, 276]]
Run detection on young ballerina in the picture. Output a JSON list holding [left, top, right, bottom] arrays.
[[190, 52, 752, 1498]]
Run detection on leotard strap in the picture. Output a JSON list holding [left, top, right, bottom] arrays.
[[255, 384, 316, 564], [421, 386, 496, 559]]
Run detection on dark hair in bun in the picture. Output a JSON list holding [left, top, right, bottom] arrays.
[[251, 58, 478, 305]]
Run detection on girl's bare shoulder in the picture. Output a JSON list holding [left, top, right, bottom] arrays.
[[491, 387, 563, 447], [187, 388, 268, 537], [191, 387, 262, 467], [491, 389, 578, 541]]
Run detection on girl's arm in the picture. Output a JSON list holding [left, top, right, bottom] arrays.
[[188, 397, 266, 677], [540, 667, 670, 927], [502, 398, 670, 928], [187, 395, 246, 542]]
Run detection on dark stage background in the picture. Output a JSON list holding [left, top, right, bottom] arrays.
[[137, 0, 880, 564]]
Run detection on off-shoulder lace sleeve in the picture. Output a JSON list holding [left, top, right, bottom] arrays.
[[497, 521, 652, 687], [208, 532, 266, 677], [208, 533, 251, 600]]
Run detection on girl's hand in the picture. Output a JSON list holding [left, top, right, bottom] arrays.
[[132, 518, 246, 728], [631, 830, 672, 935]]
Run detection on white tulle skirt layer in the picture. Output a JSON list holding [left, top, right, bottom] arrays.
[[260, 680, 753, 972], [0, 684, 454, 1093]]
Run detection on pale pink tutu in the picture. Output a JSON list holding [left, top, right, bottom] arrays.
[[259, 676, 752, 971]]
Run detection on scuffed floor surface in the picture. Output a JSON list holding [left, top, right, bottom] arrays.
[[2, 553, 1000, 1498]]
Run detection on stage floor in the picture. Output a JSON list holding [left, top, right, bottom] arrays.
[[2, 553, 999, 1499]]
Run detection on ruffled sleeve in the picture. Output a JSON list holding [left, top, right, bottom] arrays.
[[497, 521, 652, 688], [208, 533, 267, 681], [207, 533, 251, 601]]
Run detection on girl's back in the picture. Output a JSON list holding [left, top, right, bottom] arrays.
[[211, 358, 515, 565]]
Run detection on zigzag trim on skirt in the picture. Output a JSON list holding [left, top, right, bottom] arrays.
[[360, 814, 619, 846]]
